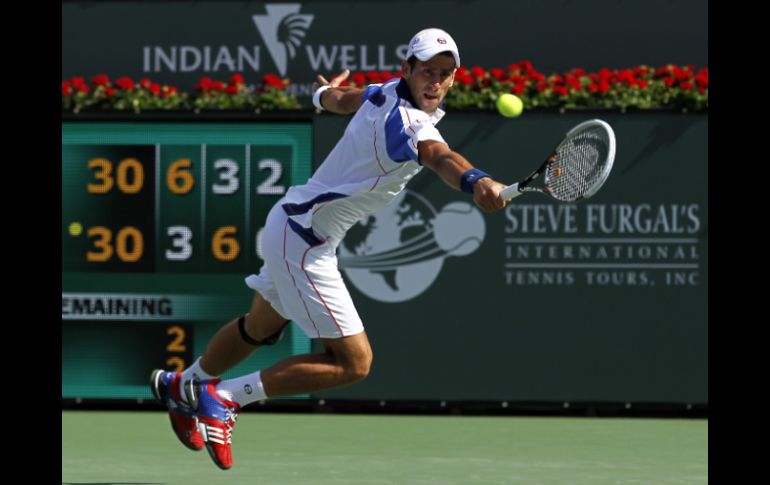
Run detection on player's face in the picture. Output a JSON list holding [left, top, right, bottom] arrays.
[[402, 55, 457, 114]]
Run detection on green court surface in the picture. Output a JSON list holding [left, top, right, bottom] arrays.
[[62, 411, 707, 484]]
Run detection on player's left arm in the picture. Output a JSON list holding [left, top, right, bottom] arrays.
[[312, 69, 365, 115], [418, 140, 507, 213]]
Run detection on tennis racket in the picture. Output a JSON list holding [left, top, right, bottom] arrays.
[[500, 119, 616, 202]]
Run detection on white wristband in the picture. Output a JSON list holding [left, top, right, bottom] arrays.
[[313, 85, 331, 110]]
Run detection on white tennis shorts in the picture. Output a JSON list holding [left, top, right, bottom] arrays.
[[245, 203, 364, 339]]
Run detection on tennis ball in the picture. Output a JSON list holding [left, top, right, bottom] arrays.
[[496, 93, 523, 118], [69, 222, 83, 236]]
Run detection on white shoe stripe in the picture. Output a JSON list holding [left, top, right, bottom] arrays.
[[208, 437, 226, 445]]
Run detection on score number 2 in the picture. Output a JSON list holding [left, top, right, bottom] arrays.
[[166, 325, 187, 372]]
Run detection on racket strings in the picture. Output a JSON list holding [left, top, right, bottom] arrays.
[[546, 128, 610, 201]]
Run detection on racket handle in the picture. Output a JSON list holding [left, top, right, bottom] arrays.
[[501, 183, 522, 201]]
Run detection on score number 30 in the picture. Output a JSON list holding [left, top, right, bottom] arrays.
[[85, 157, 283, 263]]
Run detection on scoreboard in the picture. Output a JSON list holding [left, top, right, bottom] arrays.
[[62, 122, 313, 399]]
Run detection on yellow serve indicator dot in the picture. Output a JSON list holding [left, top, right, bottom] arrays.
[[69, 222, 83, 236]]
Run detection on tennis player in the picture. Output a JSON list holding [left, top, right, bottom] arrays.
[[151, 27, 508, 470]]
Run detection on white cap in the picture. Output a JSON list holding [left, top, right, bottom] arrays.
[[406, 28, 461, 67]]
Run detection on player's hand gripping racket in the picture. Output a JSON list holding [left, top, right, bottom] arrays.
[[501, 119, 616, 202]]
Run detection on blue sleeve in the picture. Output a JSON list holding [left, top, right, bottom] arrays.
[[361, 84, 386, 107], [385, 104, 419, 163]]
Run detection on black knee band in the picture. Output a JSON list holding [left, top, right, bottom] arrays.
[[238, 315, 288, 346]]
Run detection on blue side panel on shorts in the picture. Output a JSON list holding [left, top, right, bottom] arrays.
[[287, 219, 323, 246], [281, 192, 347, 216]]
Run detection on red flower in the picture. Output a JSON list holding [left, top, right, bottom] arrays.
[[226, 85, 239, 95], [489, 68, 505, 81], [455, 74, 473, 85], [366, 71, 382, 83], [70, 77, 86, 88], [163, 86, 179, 98], [62, 80, 73, 96], [262, 74, 284, 89], [638, 80, 648, 89], [554, 86, 569, 97], [571, 68, 586, 77], [675, 67, 691, 81], [471, 66, 485, 79], [679, 81, 693, 90], [140, 78, 153, 89], [105, 87, 115, 97], [350, 73, 366, 86], [550, 74, 564, 84], [535, 82, 548, 92], [71, 77, 90, 94], [149, 83, 162, 95], [598, 81, 611, 93], [196, 76, 214, 91], [230, 73, 244, 85], [114, 77, 134, 91], [694, 69, 708, 88], [617, 70, 635, 83], [380, 71, 395, 81], [456, 67, 469, 77], [91, 74, 110, 87], [529, 72, 545, 82], [518, 60, 533, 73], [512, 83, 526, 95], [664, 77, 675, 87], [655, 65, 674, 78], [565, 76, 582, 90], [588, 83, 599, 93]]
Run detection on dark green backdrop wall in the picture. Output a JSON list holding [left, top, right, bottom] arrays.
[[313, 112, 707, 403]]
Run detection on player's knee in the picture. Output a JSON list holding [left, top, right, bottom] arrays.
[[346, 348, 373, 382], [240, 313, 289, 346], [350, 357, 372, 382]]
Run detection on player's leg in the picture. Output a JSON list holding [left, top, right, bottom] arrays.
[[186, 331, 372, 470], [260, 331, 373, 396], [150, 290, 287, 453], [189, 204, 372, 469], [197, 291, 289, 377]]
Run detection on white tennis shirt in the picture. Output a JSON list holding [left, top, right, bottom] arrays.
[[281, 78, 448, 246]]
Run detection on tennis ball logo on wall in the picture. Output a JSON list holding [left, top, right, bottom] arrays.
[[338, 191, 485, 302]]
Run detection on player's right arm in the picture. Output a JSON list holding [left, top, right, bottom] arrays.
[[418, 140, 507, 213], [312, 69, 365, 115]]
